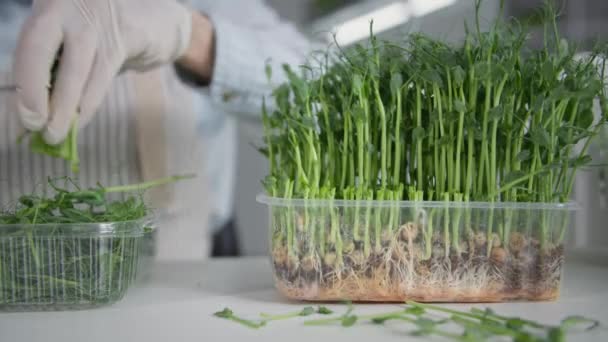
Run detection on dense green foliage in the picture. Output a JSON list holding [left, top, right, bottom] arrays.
[[260, 2, 608, 205]]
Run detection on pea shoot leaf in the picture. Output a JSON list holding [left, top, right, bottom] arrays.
[[533, 96, 546, 112], [410, 317, 446, 336], [506, 318, 526, 331], [569, 155, 592, 168], [560, 315, 600, 332], [575, 108, 595, 129], [316, 306, 332, 315], [390, 73, 404, 94], [421, 69, 443, 87], [453, 65, 466, 85], [542, 63, 555, 82], [353, 74, 363, 92], [300, 307, 315, 316], [489, 106, 504, 120], [28, 132, 71, 160], [454, 99, 467, 113], [547, 327, 566, 342], [265, 63, 273, 82], [371, 316, 391, 324], [503, 171, 528, 185], [516, 150, 532, 162], [405, 306, 426, 316], [438, 136, 452, 146], [474, 61, 492, 81], [214, 308, 233, 318], [257, 146, 270, 158], [272, 84, 291, 111], [214, 308, 265, 329], [530, 128, 552, 149], [341, 315, 358, 327], [412, 127, 426, 141], [353, 106, 366, 122]]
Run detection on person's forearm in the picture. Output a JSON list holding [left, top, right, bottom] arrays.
[[175, 1, 319, 118], [176, 11, 216, 85]]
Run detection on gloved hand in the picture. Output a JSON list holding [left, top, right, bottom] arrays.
[[13, 0, 194, 145]]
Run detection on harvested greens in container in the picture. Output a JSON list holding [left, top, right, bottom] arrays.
[[0, 176, 189, 311], [257, 2, 607, 302]]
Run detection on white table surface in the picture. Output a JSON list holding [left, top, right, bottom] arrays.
[[1, 255, 607, 342]]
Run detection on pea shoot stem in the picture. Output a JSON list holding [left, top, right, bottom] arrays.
[[104, 174, 196, 193]]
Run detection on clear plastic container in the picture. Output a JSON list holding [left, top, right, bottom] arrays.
[[257, 195, 578, 302], [0, 219, 147, 311]]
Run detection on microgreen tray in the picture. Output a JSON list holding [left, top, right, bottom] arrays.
[[0, 219, 146, 311], [258, 195, 578, 302]]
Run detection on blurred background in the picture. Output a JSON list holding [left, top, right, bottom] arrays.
[[236, 0, 608, 256], [0, 0, 606, 258]]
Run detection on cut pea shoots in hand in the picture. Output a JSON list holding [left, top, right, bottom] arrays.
[[19, 118, 80, 173], [16, 45, 81, 174], [212, 302, 600, 341]]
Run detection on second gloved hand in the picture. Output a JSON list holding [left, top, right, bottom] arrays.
[[13, 0, 193, 144]]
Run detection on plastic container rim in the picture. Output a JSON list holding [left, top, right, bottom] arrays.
[[256, 193, 580, 210], [0, 216, 153, 233]]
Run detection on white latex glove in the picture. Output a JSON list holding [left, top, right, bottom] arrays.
[[13, 0, 193, 144]]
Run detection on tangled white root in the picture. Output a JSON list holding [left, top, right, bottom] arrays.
[[272, 240, 562, 302]]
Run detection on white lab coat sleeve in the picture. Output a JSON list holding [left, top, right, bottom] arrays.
[[203, 1, 320, 119]]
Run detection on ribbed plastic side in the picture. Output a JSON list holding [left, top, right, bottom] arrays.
[[259, 196, 575, 302], [0, 235, 141, 311]]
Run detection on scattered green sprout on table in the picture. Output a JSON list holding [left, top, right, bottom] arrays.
[[260, 305, 333, 321], [258, 0, 608, 301], [0, 175, 194, 310], [214, 305, 333, 329], [212, 302, 600, 341], [214, 308, 267, 329]]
